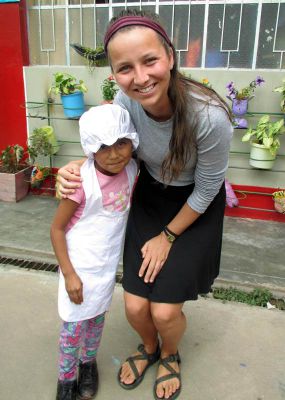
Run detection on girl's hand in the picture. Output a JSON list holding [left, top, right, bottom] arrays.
[[56, 162, 83, 199], [65, 272, 83, 304], [139, 233, 172, 283]]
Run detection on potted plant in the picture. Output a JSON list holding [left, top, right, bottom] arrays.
[[49, 72, 88, 118], [28, 125, 59, 162], [272, 190, 285, 214], [101, 75, 119, 104], [70, 43, 108, 70], [226, 76, 265, 128], [30, 164, 51, 189], [28, 125, 60, 189], [241, 115, 284, 169], [273, 79, 285, 113], [0, 145, 32, 202]]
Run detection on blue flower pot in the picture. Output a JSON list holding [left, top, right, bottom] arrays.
[[61, 91, 85, 118]]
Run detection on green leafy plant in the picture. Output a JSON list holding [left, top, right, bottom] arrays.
[[28, 126, 59, 163], [272, 190, 285, 200], [0, 145, 28, 173], [49, 72, 88, 96], [274, 79, 285, 112], [70, 43, 108, 69], [242, 115, 284, 155], [101, 75, 119, 102], [213, 287, 273, 307]]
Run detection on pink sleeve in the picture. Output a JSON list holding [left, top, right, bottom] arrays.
[[66, 184, 85, 204]]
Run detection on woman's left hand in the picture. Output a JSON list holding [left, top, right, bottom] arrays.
[[139, 233, 172, 283]]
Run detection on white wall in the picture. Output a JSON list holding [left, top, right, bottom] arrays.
[[24, 66, 285, 188]]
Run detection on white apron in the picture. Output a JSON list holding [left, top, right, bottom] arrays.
[[58, 158, 137, 322]]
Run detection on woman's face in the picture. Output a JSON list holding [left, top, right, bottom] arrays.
[[108, 27, 174, 121]]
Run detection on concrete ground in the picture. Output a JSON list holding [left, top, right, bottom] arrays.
[[0, 194, 284, 295], [1, 267, 285, 400], [0, 194, 285, 400]]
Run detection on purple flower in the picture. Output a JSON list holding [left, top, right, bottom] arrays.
[[226, 81, 234, 91], [255, 76, 265, 86]]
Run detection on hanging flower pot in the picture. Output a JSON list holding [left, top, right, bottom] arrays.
[[61, 91, 85, 118], [231, 98, 249, 129], [249, 142, 276, 170], [242, 115, 284, 170], [226, 76, 265, 129], [49, 72, 87, 119]]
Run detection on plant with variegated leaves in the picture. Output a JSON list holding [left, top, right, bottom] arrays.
[[242, 115, 284, 155]]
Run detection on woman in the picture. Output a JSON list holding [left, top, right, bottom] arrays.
[[57, 10, 233, 400]]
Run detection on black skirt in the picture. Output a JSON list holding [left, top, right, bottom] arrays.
[[122, 162, 226, 303]]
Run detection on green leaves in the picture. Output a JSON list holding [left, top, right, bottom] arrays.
[[49, 72, 88, 96], [241, 115, 284, 155], [213, 287, 273, 307], [101, 75, 118, 101], [0, 145, 26, 173], [28, 126, 59, 163]]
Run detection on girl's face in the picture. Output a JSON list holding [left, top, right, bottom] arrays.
[[108, 27, 174, 121], [94, 138, 133, 176]]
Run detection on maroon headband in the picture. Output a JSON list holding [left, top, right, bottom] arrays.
[[104, 16, 173, 53]]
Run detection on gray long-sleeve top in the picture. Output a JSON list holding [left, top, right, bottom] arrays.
[[114, 89, 233, 214]]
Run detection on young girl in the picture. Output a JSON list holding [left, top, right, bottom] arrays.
[[50, 104, 139, 400]]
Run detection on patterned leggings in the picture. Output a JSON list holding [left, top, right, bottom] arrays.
[[58, 313, 105, 381]]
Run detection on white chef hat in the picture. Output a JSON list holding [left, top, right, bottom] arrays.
[[79, 104, 139, 158]]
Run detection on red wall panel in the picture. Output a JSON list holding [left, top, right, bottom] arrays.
[[0, 2, 28, 151]]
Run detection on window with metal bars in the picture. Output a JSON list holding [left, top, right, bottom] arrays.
[[26, 0, 285, 69]]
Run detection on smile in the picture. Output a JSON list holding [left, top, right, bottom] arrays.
[[137, 84, 155, 94], [108, 161, 123, 166]]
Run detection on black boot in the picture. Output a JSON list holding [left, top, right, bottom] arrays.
[[77, 360, 99, 400], [56, 379, 77, 400]]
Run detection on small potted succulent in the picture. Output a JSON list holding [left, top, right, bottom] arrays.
[[0, 144, 32, 202], [101, 75, 119, 104], [49, 72, 88, 118], [226, 76, 265, 128], [272, 190, 285, 214], [241, 115, 284, 169]]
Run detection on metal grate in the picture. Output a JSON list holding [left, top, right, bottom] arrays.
[[0, 255, 124, 283], [0, 256, 59, 273]]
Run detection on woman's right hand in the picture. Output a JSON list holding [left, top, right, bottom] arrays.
[[65, 272, 83, 304], [56, 162, 83, 199]]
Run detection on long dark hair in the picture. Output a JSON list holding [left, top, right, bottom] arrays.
[[106, 10, 232, 182]]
